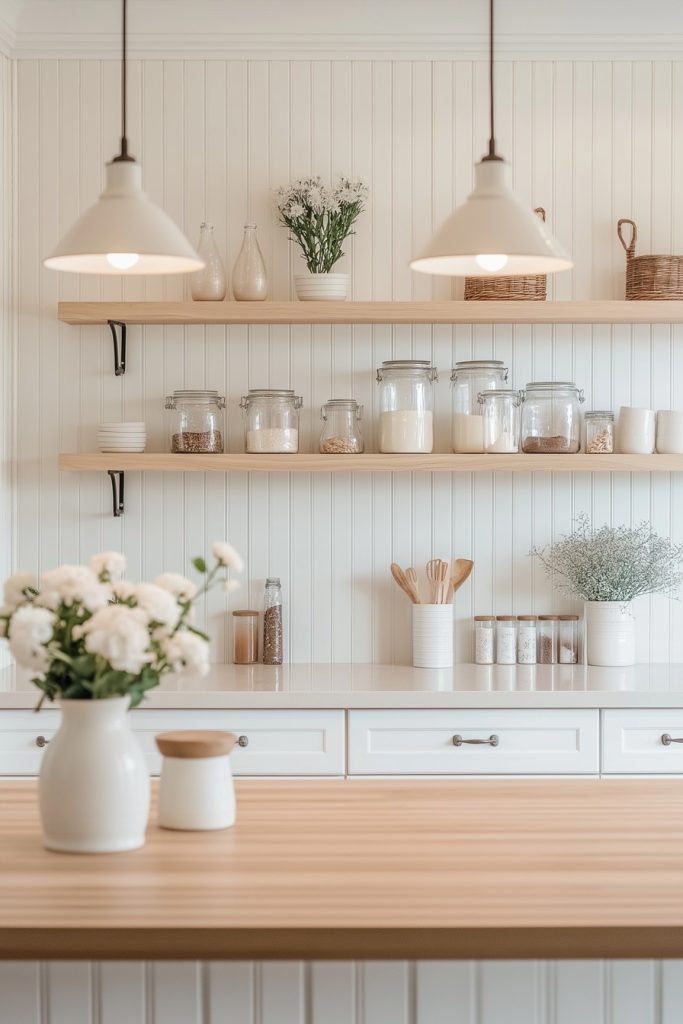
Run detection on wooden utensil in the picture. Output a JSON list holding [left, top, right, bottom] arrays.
[[391, 563, 419, 604], [450, 558, 474, 601], [426, 559, 441, 603], [436, 560, 450, 603], [405, 567, 422, 604]]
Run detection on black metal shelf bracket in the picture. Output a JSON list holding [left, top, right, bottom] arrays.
[[108, 320, 127, 376], [108, 470, 125, 517]]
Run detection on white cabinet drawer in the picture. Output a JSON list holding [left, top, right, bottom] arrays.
[[0, 709, 345, 777], [602, 709, 683, 773], [348, 709, 599, 775]]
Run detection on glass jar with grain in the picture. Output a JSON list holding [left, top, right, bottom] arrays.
[[320, 399, 364, 454], [166, 390, 226, 454], [584, 411, 614, 454], [521, 382, 584, 454], [538, 615, 559, 663], [263, 577, 283, 665]]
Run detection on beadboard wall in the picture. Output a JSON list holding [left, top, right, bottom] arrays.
[[14, 55, 683, 664], [0, 50, 13, 669]]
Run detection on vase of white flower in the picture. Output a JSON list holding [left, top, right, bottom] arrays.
[[584, 601, 636, 667], [0, 543, 243, 853], [275, 176, 368, 301]]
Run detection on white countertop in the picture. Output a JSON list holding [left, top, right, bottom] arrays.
[[2, 663, 683, 709]]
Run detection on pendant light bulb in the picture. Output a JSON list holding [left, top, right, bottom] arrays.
[[107, 253, 140, 270], [475, 254, 508, 273]]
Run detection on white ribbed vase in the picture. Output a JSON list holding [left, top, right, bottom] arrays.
[[412, 604, 454, 668], [584, 601, 636, 667], [294, 272, 349, 301]]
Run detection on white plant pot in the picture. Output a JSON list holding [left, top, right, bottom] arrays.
[[39, 697, 150, 853], [584, 600, 636, 667], [412, 604, 454, 669], [294, 272, 349, 301]]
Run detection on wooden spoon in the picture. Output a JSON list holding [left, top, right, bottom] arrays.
[[450, 558, 474, 600], [405, 567, 422, 604], [391, 562, 418, 603]]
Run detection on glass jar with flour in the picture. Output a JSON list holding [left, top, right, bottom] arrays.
[[451, 361, 509, 453], [240, 390, 303, 454], [376, 360, 437, 453]]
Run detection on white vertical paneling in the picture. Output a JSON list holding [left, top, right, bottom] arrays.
[[310, 962, 356, 1024], [44, 963, 92, 1024], [149, 962, 202, 1024], [359, 962, 410, 1024], [98, 963, 146, 1024], [553, 961, 603, 1024], [206, 963, 255, 1024], [259, 962, 306, 1024], [480, 962, 544, 1024], [0, 962, 41, 1024], [415, 962, 475, 1024]]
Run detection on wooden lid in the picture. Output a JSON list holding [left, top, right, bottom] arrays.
[[496, 615, 517, 621], [474, 615, 495, 621], [155, 730, 237, 759], [517, 615, 538, 621], [232, 609, 258, 617], [558, 614, 579, 620], [538, 614, 560, 620]]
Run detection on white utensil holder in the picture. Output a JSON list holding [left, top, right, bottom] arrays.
[[412, 604, 454, 668]]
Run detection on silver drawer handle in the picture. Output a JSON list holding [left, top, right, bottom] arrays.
[[237, 735, 249, 748], [35, 735, 50, 748], [661, 734, 683, 746], [452, 734, 499, 747]]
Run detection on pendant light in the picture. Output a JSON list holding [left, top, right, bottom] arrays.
[[44, 0, 203, 275], [410, 0, 572, 278]]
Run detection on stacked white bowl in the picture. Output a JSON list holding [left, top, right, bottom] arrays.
[[97, 422, 147, 453]]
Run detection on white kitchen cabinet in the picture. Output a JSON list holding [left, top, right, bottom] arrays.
[[0, 709, 61, 774], [602, 709, 683, 773], [348, 709, 600, 775]]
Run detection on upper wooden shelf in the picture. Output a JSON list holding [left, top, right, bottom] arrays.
[[57, 300, 683, 326]]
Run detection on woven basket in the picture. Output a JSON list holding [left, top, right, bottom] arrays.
[[618, 218, 683, 300], [464, 207, 547, 301]]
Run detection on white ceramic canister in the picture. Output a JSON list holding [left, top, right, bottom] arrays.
[[584, 601, 636, 667], [412, 604, 454, 669], [156, 730, 237, 831], [294, 272, 349, 301], [656, 410, 683, 454], [616, 406, 656, 455]]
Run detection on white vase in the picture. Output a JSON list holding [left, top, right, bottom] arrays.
[[39, 697, 150, 853], [294, 272, 349, 301], [584, 600, 636, 666], [412, 604, 454, 668]]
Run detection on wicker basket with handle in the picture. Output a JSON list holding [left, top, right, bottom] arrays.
[[618, 218, 683, 300], [464, 208, 547, 301]]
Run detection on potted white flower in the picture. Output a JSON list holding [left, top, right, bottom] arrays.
[[533, 515, 683, 666], [0, 542, 242, 853], [275, 176, 368, 300]]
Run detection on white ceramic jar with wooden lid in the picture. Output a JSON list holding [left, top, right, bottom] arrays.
[[155, 730, 237, 831]]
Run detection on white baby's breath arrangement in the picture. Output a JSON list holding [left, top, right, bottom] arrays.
[[532, 514, 683, 603], [275, 176, 368, 274], [0, 542, 243, 708]]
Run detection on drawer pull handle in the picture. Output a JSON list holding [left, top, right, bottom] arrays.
[[35, 735, 50, 748], [452, 734, 499, 747], [237, 735, 249, 748], [661, 734, 683, 746]]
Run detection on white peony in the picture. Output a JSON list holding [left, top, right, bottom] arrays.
[[161, 631, 210, 678], [112, 580, 137, 602], [212, 542, 244, 572], [78, 605, 153, 675], [154, 572, 198, 603], [37, 565, 110, 612], [133, 583, 181, 634], [9, 605, 56, 672], [223, 578, 241, 594], [89, 551, 127, 581], [2, 571, 37, 611]]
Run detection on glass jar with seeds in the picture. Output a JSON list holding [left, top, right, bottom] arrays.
[[538, 615, 559, 664], [166, 390, 225, 454], [263, 577, 283, 665], [320, 399, 364, 454], [584, 411, 614, 454]]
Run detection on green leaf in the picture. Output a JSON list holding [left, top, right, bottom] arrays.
[[70, 654, 97, 678], [186, 624, 211, 642], [192, 557, 208, 574]]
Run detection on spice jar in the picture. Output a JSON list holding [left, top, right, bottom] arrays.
[[240, 390, 303, 454], [376, 360, 437, 453], [155, 730, 237, 831], [496, 616, 517, 665], [559, 615, 579, 664], [233, 610, 258, 665], [320, 399, 364, 454], [517, 615, 538, 664], [474, 615, 495, 664], [263, 577, 283, 665], [478, 389, 523, 453], [451, 361, 509, 452], [521, 382, 584, 454], [165, 390, 226, 454], [538, 615, 559, 663], [585, 411, 614, 454]]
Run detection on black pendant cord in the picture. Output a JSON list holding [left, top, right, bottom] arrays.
[[483, 0, 501, 161], [113, 0, 133, 162]]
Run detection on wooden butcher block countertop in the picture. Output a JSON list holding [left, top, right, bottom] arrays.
[[1, 778, 682, 961]]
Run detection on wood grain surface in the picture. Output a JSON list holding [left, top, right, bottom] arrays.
[[2, 779, 683, 961]]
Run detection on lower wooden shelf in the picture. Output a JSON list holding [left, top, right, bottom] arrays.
[[58, 452, 683, 473]]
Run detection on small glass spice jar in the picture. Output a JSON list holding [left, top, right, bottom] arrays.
[[155, 730, 237, 831], [584, 411, 614, 454], [320, 399, 364, 454], [496, 615, 517, 665], [165, 390, 226, 453], [478, 389, 523, 454], [538, 615, 559, 664], [474, 615, 495, 664], [263, 577, 283, 665], [517, 615, 538, 664], [559, 614, 579, 664], [233, 610, 259, 665], [240, 389, 303, 454]]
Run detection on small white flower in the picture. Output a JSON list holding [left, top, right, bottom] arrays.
[[36, 565, 110, 612], [212, 542, 244, 572], [308, 186, 324, 213], [89, 551, 127, 582], [161, 631, 210, 679], [154, 572, 198, 602], [133, 583, 181, 634], [112, 580, 137, 602], [79, 604, 153, 675], [2, 571, 37, 611], [8, 605, 56, 672], [223, 578, 241, 594]]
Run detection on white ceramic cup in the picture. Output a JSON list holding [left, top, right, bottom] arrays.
[[412, 604, 454, 668], [616, 406, 655, 454], [656, 410, 683, 454]]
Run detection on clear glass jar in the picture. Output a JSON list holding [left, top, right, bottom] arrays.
[[538, 615, 559, 663], [240, 390, 303, 453], [517, 615, 538, 664], [233, 610, 259, 665], [451, 360, 509, 453], [478, 389, 523, 453], [191, 222, 226, 301], [496, 616, 517, 665], [585, 410, 614, 454], [263, 577, 283, 665], [376, 360, 437, 453], [320, 399, 364, 454], [559, 615, 579, 664], [521, 382, 584, 454], [474, 615, 495, 664], [165, 390, 226, 453]]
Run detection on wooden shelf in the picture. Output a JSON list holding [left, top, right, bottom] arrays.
[[57, 299, 683, 326], [59, 452, 683, 473]]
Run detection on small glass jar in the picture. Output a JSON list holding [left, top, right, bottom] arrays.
[[585, 411, 614, 454], [538, 615, 559, 663], [478, 389, 523, 454], [517, 615, 538, 664], [451, 360, 509, 452], [474, 615, 495, 664], [240, 390, 303, 453], [233, 610, 259, 665], [165, 390, 226, 453], [496, 615, 517, 665], [559, 615, 579, 664], [320, 399, 364, 454], [521, 382, 584, 454], [263, 577, 283, 665], [376, 360, 437, 453]]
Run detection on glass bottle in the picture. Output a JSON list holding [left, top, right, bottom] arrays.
[[263, 578, 283, 665], [585, 411, 614, 454], [233, 610, 259, 665], [376, 360, 438, 453], [320, 399, 364, 454], [451, 361, 509, 453], [191, 222, 227, 301], [232, 224, 268, 301]]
